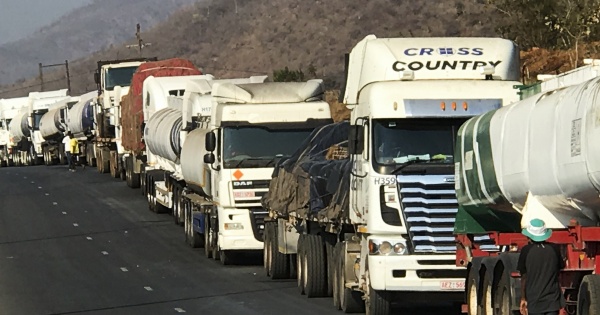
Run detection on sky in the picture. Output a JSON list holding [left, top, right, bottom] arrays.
[[0, 0, 93, 45]]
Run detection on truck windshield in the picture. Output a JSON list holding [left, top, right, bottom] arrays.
[[223, 126, 314, 168], [372, 118, 466, 167], [105, 66, 138, 90]]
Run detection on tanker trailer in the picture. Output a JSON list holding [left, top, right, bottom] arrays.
[[8, 108, 32, 166], [455, 76, 600, 315], [0, 97, 28, 167], [39, 96, 80, 166], [67, 92, 98, 166]]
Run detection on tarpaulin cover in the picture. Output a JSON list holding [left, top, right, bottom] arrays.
[[262, 122, 351, 221], [121, 58, 201, 154]]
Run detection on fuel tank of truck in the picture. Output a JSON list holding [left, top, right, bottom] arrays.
[[39, 108, 65, 140], [144, 107, 182, 162], [456, 76, 600, 230], [180, 127, 211, 197], [67, 92, 96, 138], [8, 109, 30, 141]]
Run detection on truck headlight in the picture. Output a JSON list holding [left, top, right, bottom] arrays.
[[369, 239, 408, 255], [224, 223, 244, 230]]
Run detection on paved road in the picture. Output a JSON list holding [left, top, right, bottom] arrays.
[[0, 165, 461, 315]]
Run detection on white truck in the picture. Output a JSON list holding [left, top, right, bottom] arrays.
[[142, 78, 332, 264], [261, 35, 522, 314], [88, 58, 153, 175], [0, 97, 29, 167], [8, 90, 70, 166], [38, 95, 81, 165]]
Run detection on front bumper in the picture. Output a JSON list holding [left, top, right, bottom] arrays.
[[217, 208, 265, 251], [368, 253, 466, 295]]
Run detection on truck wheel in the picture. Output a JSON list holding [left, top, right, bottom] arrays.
[[333, 242, 343, 310], [494, 269, 514, 315], [467, 267, 481, 315], [263, 222, 272, 277], [289, 254, 297, 280], [482, 272, 494, 315], [297, 234, 306, 295], [304, 234, 327, 297], [212, 231, 220, 261], [270, 222, 290, 280], [204, 217, 213, 258], [325, 241, 335, 297], [140, 165, 146, 195], [185, 200, 202, 248], [366, 285, 392, 315], [220, 250, 233, 265], [173, 187, 183, 226], [147, 175, 155, 212], [578, 274, 600, 315], [338, 242, 365, 313]]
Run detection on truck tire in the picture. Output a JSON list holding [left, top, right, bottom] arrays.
[[140, 164, 146, 195], [173, 186, 183, 226], [366, 285, 392, 315], [495, 269, 515, 315], [185, 199, 202, 248], [147, 175, 156, 212], [220, 250, 233, 265], [263, 222, 272, 277], [325, 241, 335, 297], [333, 242, 343, 310], [304, 234, 327, 297], [297, 234, 306, 295], [269, 222, 290, 280], [289, 254, 297, 280], [578, 274, 600, 315], [338, 242, 365, 313], [466, 267, 481, 315], [204, 217, 213, 258], [482, 272, 494, 315]]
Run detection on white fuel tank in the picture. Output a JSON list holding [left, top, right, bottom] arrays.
[[8, 110, 29, 141], [144, 108, 182, 162], [67, 95, 95, 138], [457, 76, 600, 228], [180, 128, 211, 196], [39, 108, 65, 140]]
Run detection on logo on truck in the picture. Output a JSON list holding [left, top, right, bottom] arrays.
[[404, 47, 484, 56], [392, 60, 502, 72]]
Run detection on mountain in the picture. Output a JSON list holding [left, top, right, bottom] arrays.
[[0, 0, 200, 85]]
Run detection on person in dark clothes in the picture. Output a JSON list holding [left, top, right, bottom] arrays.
[[518, 218, 565, 315]]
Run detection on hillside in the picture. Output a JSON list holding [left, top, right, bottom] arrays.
[[0, 0, 593, 99], [0, 0, 200, 85]]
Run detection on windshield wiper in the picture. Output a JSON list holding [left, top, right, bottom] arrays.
[[265, 154, 286, 167], [391, 157, 446, 175]]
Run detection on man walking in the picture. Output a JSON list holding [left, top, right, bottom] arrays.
[[62, 132, 74, 171], [518, 218, 565, 315]]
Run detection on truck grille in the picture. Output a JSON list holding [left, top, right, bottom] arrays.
[[249, 208, 268, 242], [231, 180, 270, 207], [397, 175, 458, 254]]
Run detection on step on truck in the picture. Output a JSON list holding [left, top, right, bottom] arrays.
[[88, 58, 155, 175], [0, 97, 28, 167], [142, 78, 333, 264], [454, 74, 600, 315], [261, 35, 522, 314], [8, 90, 71, 166]]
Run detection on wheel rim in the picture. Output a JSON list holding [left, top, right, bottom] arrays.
[[484, 279, 493, 315], [297, 249, 303, 288], [468, 280, 478, 315], [303, 252, 308, 288]]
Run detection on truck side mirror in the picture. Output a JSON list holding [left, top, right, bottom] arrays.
[[94, 71, 100, 85], [205, 131, 216, 152], [204, 153, 215, 164], [348, 125, 364, 155]]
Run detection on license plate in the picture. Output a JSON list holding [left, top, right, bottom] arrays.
[[440, 281, 465, 290], [233, 191, 255, 198]]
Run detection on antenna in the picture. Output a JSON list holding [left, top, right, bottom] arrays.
[[125, 24, 152, 57]]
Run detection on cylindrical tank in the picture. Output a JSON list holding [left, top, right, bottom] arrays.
[[456, 76, 600, 230], [180, 128, 211, 196], [144, 108, 182, 162], [39, 108, 65, 140], [8, 110, 30, 141], [68, 97, 95, 138]]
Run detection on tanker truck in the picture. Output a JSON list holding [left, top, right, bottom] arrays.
[[38, 95, 81, 166], [261, 35, 522, 314], [0, 97, 29, 167], [120, 58, 202, 186], [143, 78, 332, 265], [88, 58, 155, 174], [455, 76, 600, 315], [8, 90, 70, 166], [66, 91, 104, 167]]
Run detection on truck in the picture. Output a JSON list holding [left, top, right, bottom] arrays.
[[8, 90, 70, 166], [88, 58, 155, 175], [120, 58, 202, 190], [261, 35, 522, 315], [38, 95, 81, 166], [142, 78, 332, 264], [66, 91, 98, 166], [0, 97, 29, 167], [454, 73, 600, 315]]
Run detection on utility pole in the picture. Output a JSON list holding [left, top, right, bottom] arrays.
[[126, 24, 151, 57], [38, 61, 71, 93]]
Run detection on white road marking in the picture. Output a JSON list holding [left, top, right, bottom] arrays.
[[144, 286, 153, 291], [30, 181, 34, 184], [52, 202, 58, 206], [174, 308, 186, 313], [86, 237, 93, 240], [62, 212, 67, 215], [120, 267, 128, 272], [45, 193, 49, 196], [73, 223, 79, 227], [37, 186, 42, 189], [101, 251, 109, 255]]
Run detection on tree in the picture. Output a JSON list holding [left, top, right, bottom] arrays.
[[273, 67, 305, 82]]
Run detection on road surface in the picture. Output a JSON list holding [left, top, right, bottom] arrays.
[[0, 165, 461, 315]]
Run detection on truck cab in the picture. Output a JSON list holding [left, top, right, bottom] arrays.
[[344, 35, 521, 307]]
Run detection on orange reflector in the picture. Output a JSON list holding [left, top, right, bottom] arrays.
[[440, 102, 446, 111], [452, 102, 457, 111], [463, 102, 468, 111]]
